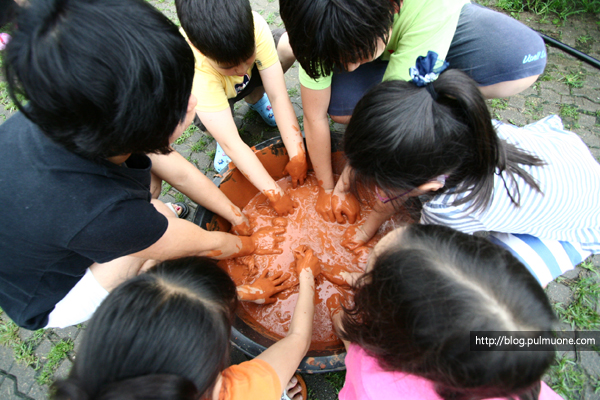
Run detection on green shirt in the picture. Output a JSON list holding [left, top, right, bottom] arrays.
[[299, 0, 470, 90]]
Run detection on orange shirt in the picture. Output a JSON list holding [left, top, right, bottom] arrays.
[[219, 359, 281, 400]]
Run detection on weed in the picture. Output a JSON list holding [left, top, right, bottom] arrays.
[[207, 149, 216, 162], [0, 316, 44, 369], [559, 72, 585, 88], [0, 81, 25, 113], [175, 124, 198, 145], [560, 104, 580, 120], [161, 182, 172, 197], [37, 339, 74, 386], [190, 136, 209, 153], [297, 115, 305, 131], [489, 98, 508, 110], [287, 87, 299, 97], [577, 35, 592, 44], [547, 355, 588, 400], [174, 192, 186, 203], [539, 72, 554, 81], [323, 371, 346, 393], [555, 271, 600, 329], [265, 12, 276, 25]]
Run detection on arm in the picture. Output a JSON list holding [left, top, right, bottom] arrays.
[[259, 63, 307, 188], [256, 245, 319, 396], [342, 200, 396, 251], [301, 84, 337, 222], [130, 211, 285, 261], [197, 108, 296, 216], [148, 151, 250, 233]]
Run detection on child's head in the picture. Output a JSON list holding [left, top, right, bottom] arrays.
[[4, 0, 195, 160], [176, 0, 255, 69], [52, 257, 237, 400], [344, 69, 543, 211], [280, 0, 399, 79], [342, 224, 557, 400]]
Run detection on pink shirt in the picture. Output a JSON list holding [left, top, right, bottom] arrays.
[[340, 344, 563, 400]]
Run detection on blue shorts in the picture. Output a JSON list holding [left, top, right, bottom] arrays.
[[328, 4, 546, 116]]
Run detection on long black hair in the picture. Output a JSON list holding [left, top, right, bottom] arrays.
[[341, 224, 557, 400], [344, 70, 545, 212], [51, 257, 238, 400]]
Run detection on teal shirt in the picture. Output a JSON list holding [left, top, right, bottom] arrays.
[[299, 0, 470, 89]]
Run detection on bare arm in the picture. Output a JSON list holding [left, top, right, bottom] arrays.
[[197, 108, 295, 216], [260, 63, 307, 188], [256, 246, 319, 396], [302, 84, 333, 190], [148, 151, 249, 230]]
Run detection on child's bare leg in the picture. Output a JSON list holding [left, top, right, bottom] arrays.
[[245, 86, 266, 105], [479, 74, 540, 99], [277, 32, 295, 73], [89, 257, 158, 292], [150, 170, 162, 199], [330, 114, 351, 125]]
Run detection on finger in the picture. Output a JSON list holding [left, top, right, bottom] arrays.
[[334, 209, 345, 224], [293, 199, 300, 208], [291, 176, 298, 189], [274, 236, 286, 243], [326, 208, 336, 223], [347, 210, 357, 225], [299, 174, 306, 186], [273, 272, 290, 285], [260, 269, 269, 278], [264, 297, 277, 305], [272, 227, 286, 235], [270, 270, 284, 281]]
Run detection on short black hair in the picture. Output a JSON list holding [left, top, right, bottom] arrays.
[[51, 257, 238, 400], [176, 0, 255, 66], [4, 0, 195, 160], [280, 0, 398, 79]]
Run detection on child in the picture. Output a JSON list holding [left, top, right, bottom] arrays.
[[279, 0, 546, 224], [330, 224, 562, 400], [175, 0, 307, 216], [342, 67, 600, 286], [51, 252, 320, 400], [0, 0, 284, 331]]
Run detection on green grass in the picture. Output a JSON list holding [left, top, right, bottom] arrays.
[[175, 124, 198, 145], [323, 371, 346, 394], [37, 339, 74, 386], [0, 316, 44, 369], [207, 149, 216, 162], [287, 87, 299, 97], [0, 81, 24, 113], [488, 98, 509, 110], [161, 182, 172, 197], [559, 71, 585, 88], [496, 0, 600, 20], [265, 12, 276, 25], [547, 355, 588, 400], [560, 104, 580, 120], [554, 267, 600, 329], [190, 135, 210, 153]]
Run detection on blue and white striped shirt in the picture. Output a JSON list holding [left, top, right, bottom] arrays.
[[421, 115, 600, 253]]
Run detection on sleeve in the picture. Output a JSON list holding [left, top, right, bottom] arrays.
[[192, 67, 230, 112], [67, 199, 168, 263], [219, 359, 281, 400], [382, 0, 463, 82], [299, 64, 333, 90], [420, 195, 487, 234], [253, 12, 279, 71]]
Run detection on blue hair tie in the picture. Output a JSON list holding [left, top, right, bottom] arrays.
[[408, 51, 449, 87]]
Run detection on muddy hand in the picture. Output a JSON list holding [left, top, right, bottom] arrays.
[[342, 225, 370, 251], [326, 293, 345, 318], [284, 152, 308, 189], [242, 270, 295, 304], [293, 245, 321, 277], [331, 192, 360, 224], [266, 190, 297, 216], [251, 225, 286, 255], [352, 246, 371, 271], [238, 255, 257, 276], [315, 186, 335, 223], [231, 215, 252, 236], [321, 266, 353, 287]]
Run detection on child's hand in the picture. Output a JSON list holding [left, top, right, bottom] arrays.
[[231, 215, 253, 236], [326, 293, 345, 318], [293, 245, 321, 277], [237, 255, 257, 276], [315, 186, 335, 223], [266, 189, 297, 216], [251, 226, 286, 255], [237, 270, 296, 304], [284, 152, 308, 189], [342, 225, 370, 251], [331, 191, 361, 224], [352, 246, 371, 271]]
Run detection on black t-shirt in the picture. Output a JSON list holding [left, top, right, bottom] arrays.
[[0, 113, 168, 329]]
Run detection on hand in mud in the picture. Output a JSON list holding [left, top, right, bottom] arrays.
[[342, 225, 371, 251], [267, 190, 297, 216], [251, 226, 286, 255], [326, 293, 345, 318], [331, 191, 361, 224], [315, 186, 335, 223], [293, 245, 321, 277], [284, 152, 308, 189], [238, 255, 257, 276], [352, 246, 371, 271], [231, 215, 252, 236], [238, 270, 295, 304], [321, 266, 356, 288]]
